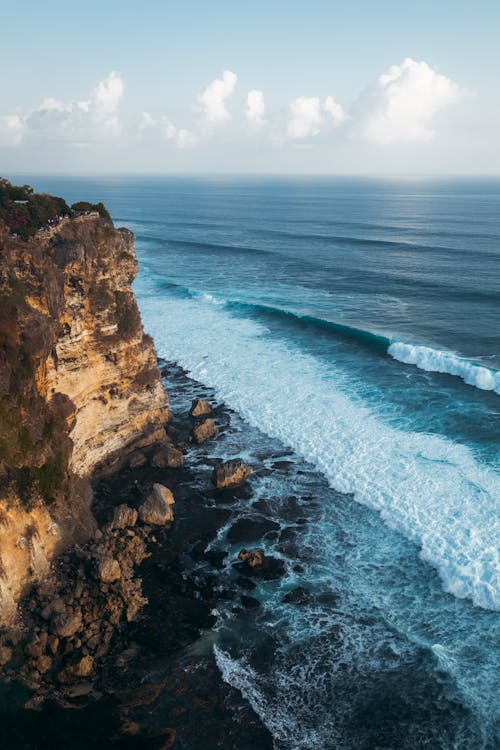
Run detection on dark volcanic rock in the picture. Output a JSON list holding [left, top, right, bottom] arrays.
[[227, 516, 279, 544], [241, 595, 260, 609], [282, 586, 313, 606]]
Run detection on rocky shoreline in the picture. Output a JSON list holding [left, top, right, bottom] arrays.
[[0, 361, 277, 749]]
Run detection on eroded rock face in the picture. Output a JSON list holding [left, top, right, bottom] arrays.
[[0, 213, 170, 623], [212, 459, 253, 489], [139, 484, 175, 525]]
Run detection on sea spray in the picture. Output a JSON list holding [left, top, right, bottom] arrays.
[[136, 285, 500, 611]]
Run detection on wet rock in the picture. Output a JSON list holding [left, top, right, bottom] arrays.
[[189, 398, 213, 418], [212, 459, 253, 489], [111, 504, 138, 529], [51, 612, 82, 639], [151, 446, 185, 468], [241, 595, 260, 609], [227, 516, 279, 544], [96, 556, 121, 583], [139, 483, 175, 525], [236, 576, 257, 591], [235, 550, 286, 581], [238, 548, 265, 568], [190, 418, 217, 444], [281, 587, 313, 606]]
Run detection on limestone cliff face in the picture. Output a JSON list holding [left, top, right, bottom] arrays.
[[0, 213, 169, 622]]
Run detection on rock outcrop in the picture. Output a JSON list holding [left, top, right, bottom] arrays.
[[212, 459, 253, 488], [0, 204, 169, 623]]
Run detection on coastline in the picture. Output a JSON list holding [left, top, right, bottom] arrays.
[[0, 360, 276, 749]]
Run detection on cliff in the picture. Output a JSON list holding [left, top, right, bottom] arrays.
[[0, 208, 169, 623]]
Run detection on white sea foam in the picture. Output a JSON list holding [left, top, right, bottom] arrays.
[[136, 281, 500, 610], [388, 341, 500, 395]]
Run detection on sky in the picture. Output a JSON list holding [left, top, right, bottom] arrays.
[[1, 0, 499, 175]]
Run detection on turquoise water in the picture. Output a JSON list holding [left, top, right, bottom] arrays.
[[19, 175, 500, 748]]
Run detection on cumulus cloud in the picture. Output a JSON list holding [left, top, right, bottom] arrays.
[[356, 57, 463, 143], [0, 115, 24, 146], [287, 96, 346, 139], [246, 89, 265, 125], [323, 96, 347, 126], [287, 97, 322, 139], [0, 71, 125, 147], [164, 119, 197, 148], [198, 69, 237, 123]]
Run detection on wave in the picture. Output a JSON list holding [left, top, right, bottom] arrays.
[[138, 272, 500, 397], [135, 283, 500, 610], [388, 342, 500, 395]]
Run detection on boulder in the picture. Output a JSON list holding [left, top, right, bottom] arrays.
[[189, 398, 213, 418], [212, 459, 252, 489], [35, 654, 52, 674], [227, 516, 279, 544], [96, 557, 121, 583], [191, 418, 217, 444], [139, 483, 175, 525], [238, 548, 265, 568], [235, 549, 286, 580], [0, 645, 12, 667], [111, 504, 138, 529], [151, 446, 185, 468], [71, 655, 94, 678], [51, 612, 82, 639], [240, 595, 260, 609]]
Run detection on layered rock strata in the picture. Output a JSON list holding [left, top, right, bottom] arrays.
[[0, 212, 169, 623]]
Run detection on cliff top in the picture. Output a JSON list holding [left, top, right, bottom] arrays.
[[0, 177, 111, 239]]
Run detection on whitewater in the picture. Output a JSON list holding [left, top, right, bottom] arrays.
[[136, 281, 500, 610]]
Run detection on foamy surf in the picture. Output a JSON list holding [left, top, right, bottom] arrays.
[[388, 341, 500, 395], [136, 281, 500, 611]]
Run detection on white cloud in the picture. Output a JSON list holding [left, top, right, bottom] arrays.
[[287, 97, 322, 139], [91, 71, 123, 115], [163, 119, 197, 148], [287, 95, 346, 139], [138, 111, 156, 131], [246, 89, 265, 124], [357, 57, 463, 143], [0, 115, 24, 146], [198, 69, 237, 123], [323, 96, 347, 126], [0, 72, 124, 147]]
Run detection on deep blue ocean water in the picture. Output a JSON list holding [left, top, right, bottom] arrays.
[[17, 175, 500, 748]]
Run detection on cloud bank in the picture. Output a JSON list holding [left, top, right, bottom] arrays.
[[0, 60, 464, 153]]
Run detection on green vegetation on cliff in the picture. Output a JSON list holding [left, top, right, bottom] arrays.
[[0, 178, 71, 238]]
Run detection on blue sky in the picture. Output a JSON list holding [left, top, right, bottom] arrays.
[[1, 0, 499, 174]]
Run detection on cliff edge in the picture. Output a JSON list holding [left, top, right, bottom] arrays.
[[0, 189, 169, 623]]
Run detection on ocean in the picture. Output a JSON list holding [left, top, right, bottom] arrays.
[[20, 175, 500, 748]]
